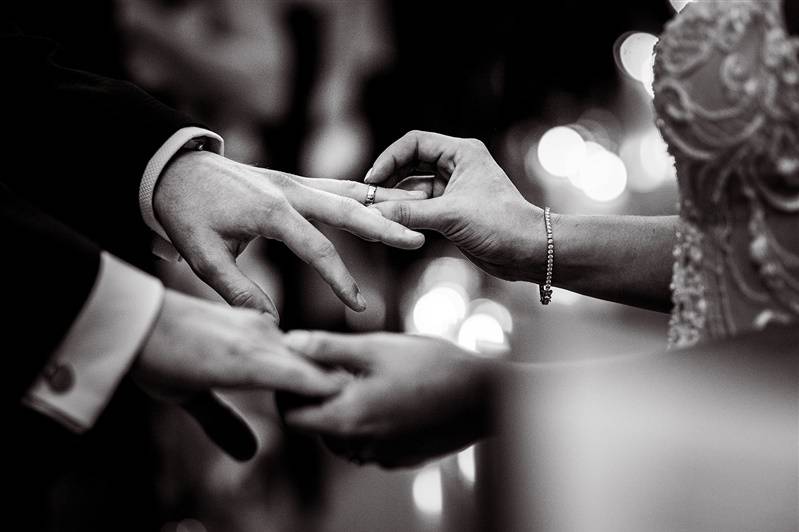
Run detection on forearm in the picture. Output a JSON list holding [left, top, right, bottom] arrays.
[[533, 213, 677, 313]]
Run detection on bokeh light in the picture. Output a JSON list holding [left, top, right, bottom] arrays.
[[621, 128, 676, 193], [470, 299, 514, 333], [413, 466, 443, 517], [567, 141, 605, 189], [576, 145, 628, 202], [537, 126, 587, 177], [457, 313, 507, 354], [419, 257, 481, 296], [457, 446, 476, 484], [639, 128, 674, 183], [616, 32, 658, 97], [411, 284, 469, 338]]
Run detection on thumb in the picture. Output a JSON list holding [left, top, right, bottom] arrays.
[[188, 240, 280, 321], [373, 197, 448, 231]]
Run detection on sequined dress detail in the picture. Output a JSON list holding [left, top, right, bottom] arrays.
[[653, 0, 799, 348]]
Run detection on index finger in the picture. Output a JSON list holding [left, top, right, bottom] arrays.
[[271, 209, 366, 311]]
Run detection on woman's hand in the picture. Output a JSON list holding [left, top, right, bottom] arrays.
[[276, 330, 501, 468], [364, 130, 546, 283], [154, 150, 428, 318]]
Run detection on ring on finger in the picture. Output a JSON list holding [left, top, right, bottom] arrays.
[[364, 185, 377, 206]]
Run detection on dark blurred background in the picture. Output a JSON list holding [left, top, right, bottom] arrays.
[[11, 1, 683, 530]]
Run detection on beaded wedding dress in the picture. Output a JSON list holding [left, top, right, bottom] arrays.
[[653, 0, 799, 349]]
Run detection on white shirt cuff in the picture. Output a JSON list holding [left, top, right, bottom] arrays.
[[139, 126, 224, 261], [23, 252, 165, 432]]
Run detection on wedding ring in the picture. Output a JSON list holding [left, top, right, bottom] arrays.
[[364, 185, 377, 206]]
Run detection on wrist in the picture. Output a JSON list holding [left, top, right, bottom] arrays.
[[514, 203, 553, 285], [153, 149, 216, 226]]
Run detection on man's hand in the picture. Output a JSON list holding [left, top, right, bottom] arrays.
[[154, 150, 427, 317], [276, 331, 499, 469], [132, 289, 345, 460], [365, 130, 545, 283]]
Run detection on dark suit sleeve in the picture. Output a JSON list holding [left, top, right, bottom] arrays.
[[0, 31, 200, 264], [0, 183, 100, 403], [0, 30, 204, 400]]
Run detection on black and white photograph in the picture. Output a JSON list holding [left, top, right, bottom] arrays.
[[5, 0, 799, 530]]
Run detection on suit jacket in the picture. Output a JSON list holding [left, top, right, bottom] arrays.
[[0, 25, 206, 529], [1, 29, 198, 403]]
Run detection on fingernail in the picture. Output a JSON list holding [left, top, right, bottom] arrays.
[[409, 190, 428, 199], [364, 167, 374, 182], [366, 205, 384, 217], [355, 291, 367, 311], [407, 231, 425, 247], [284, 330, 311, 351]]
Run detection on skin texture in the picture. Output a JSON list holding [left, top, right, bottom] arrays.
[[133, 290, 348, 461], [367, 130, 676, 312], [278, 131, 682, 467], [154, 150, 427, 318], [277, 330, 499, 468], [134, 290, 344, 400]]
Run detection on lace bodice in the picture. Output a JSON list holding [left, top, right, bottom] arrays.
[[653, 0, 799, 348]]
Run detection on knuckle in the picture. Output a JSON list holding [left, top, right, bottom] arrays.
[[464, 137, 486, 151], [191, 256, 222, 280], [264, 195, 292, 220], [401, 129, 423, 144], [227, 332, 258, 360], [312, 240, 338, 262], [304, 331, 324, 354], [394, 202, 412, 226], [227, 287, 259, 309]]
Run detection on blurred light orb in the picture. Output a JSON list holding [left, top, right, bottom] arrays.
[[413, 466, 443, 516], [640, 53, 656, 98], [537, 126, 587, 177], [617, 32, 658, 97], [457, 313, 506, 354], [471, 299, 514, 333], [639, 128, 675, 186], [420, 257, 480, 296], [412, 284, 468, 338], [579, 149, 628, 202], [618, 32, 658, 83], [568, 141, 605, 189], [621, 128, 676, 193], [670, 0, 694, 12], [458, 445, 476, 484]]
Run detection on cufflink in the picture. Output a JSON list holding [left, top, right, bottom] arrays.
[[182, 138, 207, 152], [43, 362, 74, 394]]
